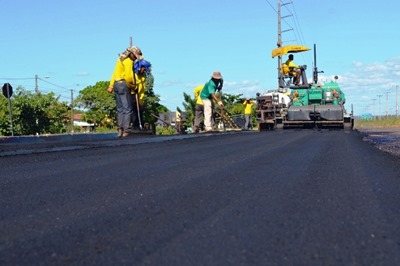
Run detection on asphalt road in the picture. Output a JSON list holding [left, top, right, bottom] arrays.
[[1, 129, 400, 265]]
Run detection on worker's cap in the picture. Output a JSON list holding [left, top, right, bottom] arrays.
[[211, 71, 222, 79], [126, 46, 143, 59]]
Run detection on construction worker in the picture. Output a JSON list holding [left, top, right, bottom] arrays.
[[243, 98, 254, 130], [131, 59, 151, 130], [193, 84, 204, 133], [107, 46, 143, 138], [285, 54, 301, 85], [200, 71, 224, 132]]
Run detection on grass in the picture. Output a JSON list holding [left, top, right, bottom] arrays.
[[355, 116, 400, 129]]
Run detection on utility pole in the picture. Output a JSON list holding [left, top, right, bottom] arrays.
[[396, 85, 398, 118], [372, 99, 376, 119], [386, 91, 390, 119], [34, 75, 50, 93], [71, 89, 74, 134], [277, 0, 282, 87], [35, 74, 39, 93], [377, 94, 382, 120]]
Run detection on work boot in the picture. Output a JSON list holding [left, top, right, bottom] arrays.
[[118, 128, 123, 138], [122, 132, 130, 138]]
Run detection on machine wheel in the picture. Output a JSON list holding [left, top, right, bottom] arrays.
[[258, 122, 267, 131], [258, 122, 276, 131], [343, 121, 353, 131]]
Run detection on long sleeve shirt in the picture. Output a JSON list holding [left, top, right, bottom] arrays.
[[108, 57, 135, 90], [243, 101, 254, 115]]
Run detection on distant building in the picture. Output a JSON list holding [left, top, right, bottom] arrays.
[[361, 113, 373, 120], [155, 112, 186, 127], [73, 114, 95, 133]]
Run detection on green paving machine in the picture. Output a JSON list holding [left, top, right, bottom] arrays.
[[256, 0, 353, 130], [282, 44, 354, 129], [256, 44, 354, 130]]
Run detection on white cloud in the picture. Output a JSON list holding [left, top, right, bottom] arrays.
[[340, 57, 400, 115], [157, 79, 185, 88], [223, 80, 262, 97], [352, 61, 363, 67], [76, 71, 89, 77]]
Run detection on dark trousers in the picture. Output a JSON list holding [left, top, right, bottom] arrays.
[[193, 104, 204, 132], [114, 81, 132, 132], [245, 114, 252, 129]]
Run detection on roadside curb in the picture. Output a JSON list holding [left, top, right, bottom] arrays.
[[0, 133, 117, 145], [0, 132, 238, 157]]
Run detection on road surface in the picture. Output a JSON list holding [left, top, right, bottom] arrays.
[[1, 129, 400, 265]]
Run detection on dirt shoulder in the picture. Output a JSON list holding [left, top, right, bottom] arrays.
[[355, 126, 400, 157]]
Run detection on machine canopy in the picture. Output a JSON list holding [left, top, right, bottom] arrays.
[[272, 45, 310, 58]]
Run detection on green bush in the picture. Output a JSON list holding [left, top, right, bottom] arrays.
[[156, 125, 177, 135]]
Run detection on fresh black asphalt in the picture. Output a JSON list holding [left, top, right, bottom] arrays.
[[1, 129, 400, 265]]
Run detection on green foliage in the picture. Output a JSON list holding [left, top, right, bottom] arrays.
[[74, 81, 116, 125], [95, 126, 116, 133], [181, 92, 195, 128], [220, 93, 245, 114], [143, 72, 166, 124], [156, 125, 177, 135], [0, 96, 12, 135], [0, 69, 167, 136], [0, 87, 70, 136]]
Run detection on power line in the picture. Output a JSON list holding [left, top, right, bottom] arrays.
[[264, 0, 313, 68], [264, 0, 277, 15], [264, 0, 306, 45], [38, 77, 70, 92], [1, 76, 73, 95], [0, 77, 33, 80], [290, 2, 307, 46]]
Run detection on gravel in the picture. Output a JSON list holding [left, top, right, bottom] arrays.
[[356, 127, 400, 157]]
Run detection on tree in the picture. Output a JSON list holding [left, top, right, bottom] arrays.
[[142, 72, 168, 125], [0, 94, 12, 135], [0, 87, 70, 136], [220, 93, 246, 115], [181, 92, 196, 128], [0, 73, 166, 136], [74, 81, 116, 126]]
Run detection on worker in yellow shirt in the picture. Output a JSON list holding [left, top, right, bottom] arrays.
[[107, 46, 143, 137], [193, 84, 204, 133], [131, 59, 151, 130], [243, 98, 254, 130], [284, 54, 303, 85]]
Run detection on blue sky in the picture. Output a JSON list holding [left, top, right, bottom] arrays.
[[1, 0, 399, 116]]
